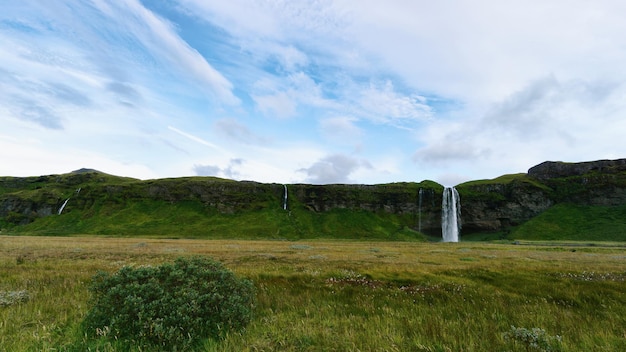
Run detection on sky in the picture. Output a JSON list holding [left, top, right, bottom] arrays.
[[2, 1, 626, 186]]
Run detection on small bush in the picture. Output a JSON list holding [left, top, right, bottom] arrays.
[[82, 256, 255, 349], [503, 326, 562, 351]]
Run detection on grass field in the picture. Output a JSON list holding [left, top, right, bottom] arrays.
[[1, 236, 625, 351]]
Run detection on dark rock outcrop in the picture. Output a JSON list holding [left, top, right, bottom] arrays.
[[459, 158, 626, 233], [290, 183, 442, 235], [457, 180, 553, 232], [528, 159, 626, 180]]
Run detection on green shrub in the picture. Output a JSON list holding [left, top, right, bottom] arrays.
[[82, 256, 255, 349]]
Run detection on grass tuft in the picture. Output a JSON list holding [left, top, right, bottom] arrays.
[[1, 236, 625, 351]]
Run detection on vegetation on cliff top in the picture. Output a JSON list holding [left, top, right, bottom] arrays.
[[3, 160, 626, 241], [1, 170, 433, 241]]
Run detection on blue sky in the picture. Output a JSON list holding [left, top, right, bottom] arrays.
[[2, 1, 626, 185]]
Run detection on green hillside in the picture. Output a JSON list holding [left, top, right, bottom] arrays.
[[10, 200, 424, 241], [1, 170, 428, 241], [3, 159, 626, 242], [511, 203, 626, 241]]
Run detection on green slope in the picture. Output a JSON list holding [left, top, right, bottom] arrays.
[[9, 199, 425, 241], [511, 203, 626, 241], [4, 163, 626, 242], [2, 171, 428, 240]]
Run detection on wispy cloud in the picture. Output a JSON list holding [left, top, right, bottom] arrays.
[[94, 0, 239, 105], [167, 126, 221, 151], [213, 118, 270, 146], [3, 0, 626, 186], [355, 80, 432, 127], [319, 116, 363, 147]]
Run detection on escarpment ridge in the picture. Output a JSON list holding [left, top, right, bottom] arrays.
[[2, 159, 626, 241]]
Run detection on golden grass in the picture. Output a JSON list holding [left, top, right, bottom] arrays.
[[1, 235, 626, 351]]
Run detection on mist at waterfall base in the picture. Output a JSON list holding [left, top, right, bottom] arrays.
[[441, 187, 461, 242]]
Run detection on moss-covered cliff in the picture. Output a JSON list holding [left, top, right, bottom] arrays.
[[456, 159, 626, 240], [2, 158, 626, 241], [0, 170, 442, 240]]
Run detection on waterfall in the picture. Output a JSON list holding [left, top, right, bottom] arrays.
[[282, 184, 288, 210], [58, 198, 70, 215], [418, 188, 423, 233], [441, 187, 461, 242]]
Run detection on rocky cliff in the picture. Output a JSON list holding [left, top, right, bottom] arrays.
[[0, 171, 443, 238], [457, 158, 626, 233], [528, 159, 626, 180], [2, 158, 626, 239], [456, 177, 553, 232]]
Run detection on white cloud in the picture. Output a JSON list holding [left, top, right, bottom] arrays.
[[252, 92, 297, 119], [357, 80, 432, 126], [413, 75, 626, 182], [272, 0, 619, 134], [213, 118, 270, 146], [273, 44, 309, 72], [100, 0, 239, 105], [194, 158, 244, 179], [298, 154, 372, 184], [4, 0, 626, 187], [319, 116, 363, 146], [178, 0, 348, 41], [252, 71, 337, 118], [0, 133, 158, 179], [167, 126, 223, 151]]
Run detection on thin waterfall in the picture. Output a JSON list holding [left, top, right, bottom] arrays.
[[58, 198, 70, 215], [441, 187, 461, 242], [282, 184, 288, 210]]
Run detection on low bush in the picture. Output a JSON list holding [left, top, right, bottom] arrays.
[[81, 256, 255, 350]]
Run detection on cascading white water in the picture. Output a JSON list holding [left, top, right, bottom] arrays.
[[441, 187, 461, 242], [283, 184, 288, 210], [58, 198, 70, 215]]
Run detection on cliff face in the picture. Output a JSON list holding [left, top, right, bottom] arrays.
[[0, 172, 443, 237], [528, 159, 626, 180], [456, 179, 553, 232], [290, 183, 442, 235], [457, 158, 626, 233], [2, 158, 626, 238]]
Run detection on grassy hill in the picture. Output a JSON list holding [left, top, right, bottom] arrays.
[[1, 170, 430, 241], [10, 201, 423, 241], [456, 167, 626, 242], [3, 159, 626, 242], [511, 203, 626, 241]]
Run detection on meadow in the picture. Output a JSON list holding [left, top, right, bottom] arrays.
[[1, 235, 625, 351]]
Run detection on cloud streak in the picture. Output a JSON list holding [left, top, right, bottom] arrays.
[[2, 1, 626, 186]]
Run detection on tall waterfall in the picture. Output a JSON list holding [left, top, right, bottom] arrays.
[[441, 187, 461, 242], [58, 198, 70, 215], [282, 184, 288, 210]]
